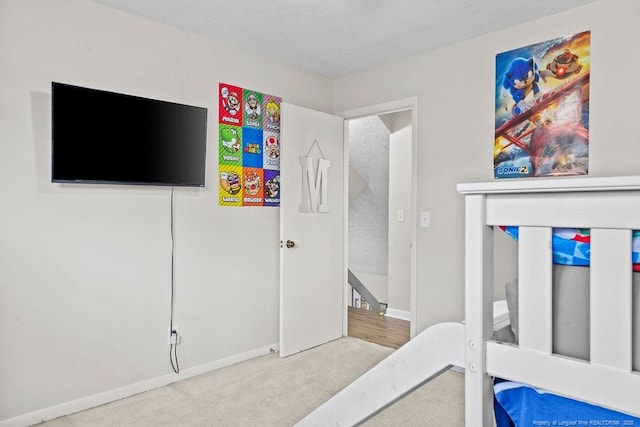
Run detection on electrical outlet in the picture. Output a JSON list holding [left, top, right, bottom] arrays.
[[168, 325, 181, 345]]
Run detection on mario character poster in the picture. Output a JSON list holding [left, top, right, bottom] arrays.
[[263, 132, 280, 170], [218, 83, 281, 206], [264, 170, 280, 207], [219, 125, 242, 166], [242, 168, 264, 206], [494, 31, 590, 179], [219, 167, 242, 206]]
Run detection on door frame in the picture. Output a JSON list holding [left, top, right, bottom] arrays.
[[336, 96, 418, 339]]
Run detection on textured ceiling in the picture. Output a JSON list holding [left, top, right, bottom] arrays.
[[93, 0, 600, 78]]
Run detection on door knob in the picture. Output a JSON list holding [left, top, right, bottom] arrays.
[[286, 240, 295, 248]]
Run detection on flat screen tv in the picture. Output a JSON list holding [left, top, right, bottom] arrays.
[[52, 82, 208, 187]]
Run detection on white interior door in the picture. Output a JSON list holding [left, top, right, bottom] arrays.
[[279, 103, 344, 357]]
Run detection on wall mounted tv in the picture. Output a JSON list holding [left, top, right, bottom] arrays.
[[52, 82, 208, 187]]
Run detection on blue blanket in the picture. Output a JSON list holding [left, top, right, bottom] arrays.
[[494, 379, 640, 426], [501, 226, 640, 270]]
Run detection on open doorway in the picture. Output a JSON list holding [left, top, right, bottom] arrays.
[[339, 98, 418, 347]]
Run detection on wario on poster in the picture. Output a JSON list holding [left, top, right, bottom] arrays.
[[494, 31, 590, 179]]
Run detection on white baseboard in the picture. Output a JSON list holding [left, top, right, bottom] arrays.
[[385, 308, 410, 321], [451, 365, 465, 374], [0, 343, 278, 427]]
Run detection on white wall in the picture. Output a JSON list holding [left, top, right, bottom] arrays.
[[0, 0, 331, 423], [348, 117, 389, 277], [333, 0, 640, 332], [387, 112, 412, 314]]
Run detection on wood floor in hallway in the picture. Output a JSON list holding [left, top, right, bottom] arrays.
[[347, 306, 410, 349]]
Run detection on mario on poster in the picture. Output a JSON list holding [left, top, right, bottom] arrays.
[[494, 31, 590, 179]]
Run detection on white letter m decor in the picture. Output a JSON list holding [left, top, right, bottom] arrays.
[[299, 156, 330, 213]]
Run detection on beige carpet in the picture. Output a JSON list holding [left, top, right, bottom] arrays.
[[38, 337, 464, 426]]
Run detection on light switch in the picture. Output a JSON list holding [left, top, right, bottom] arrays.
[[420, 211, 431, 228], [397, 209, 405, 222]]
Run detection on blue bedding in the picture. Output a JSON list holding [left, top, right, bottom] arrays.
[[494, 379, 640, 426], [501, 226, 640, 271]]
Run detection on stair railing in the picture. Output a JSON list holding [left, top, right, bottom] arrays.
[[348, 269, 387, 315]]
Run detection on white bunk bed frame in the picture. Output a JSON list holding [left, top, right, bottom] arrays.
[[460, 175, 640, 424], [299, 175, 640, 426]]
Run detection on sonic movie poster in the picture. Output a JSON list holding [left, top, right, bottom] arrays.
[[494, 31, 590, 179], [218, 82, 281, 206]]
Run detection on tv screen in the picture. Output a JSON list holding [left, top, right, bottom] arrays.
[[52, 82, 208, 187]]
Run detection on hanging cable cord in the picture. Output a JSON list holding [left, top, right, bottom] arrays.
[[169, 186, 180, 374]]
